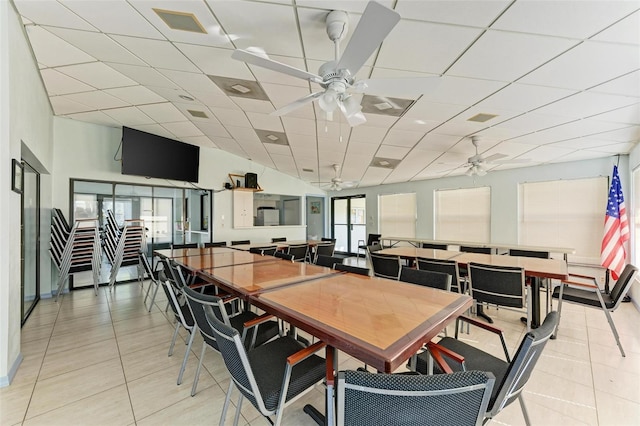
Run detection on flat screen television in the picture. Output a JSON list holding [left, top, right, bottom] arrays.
[[121, 127, 200, 183]]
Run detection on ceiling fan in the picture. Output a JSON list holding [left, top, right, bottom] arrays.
[[231, 1, 438, 127], [462, 136, 530, 176], [313, 164, 356, 191]]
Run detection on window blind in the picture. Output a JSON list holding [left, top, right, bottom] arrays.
[[435, 187, 490, 243], [379, 193, 416, 238]]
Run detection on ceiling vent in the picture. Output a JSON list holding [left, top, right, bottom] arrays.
[[153, 9, 207, 34], [467, 113, 498, 123], [361, 95, 414, 117], [370, 157, 400, 169], [255, 129, 289, 146], [208, 76, 269, 101], [187, 109, 208, 118]]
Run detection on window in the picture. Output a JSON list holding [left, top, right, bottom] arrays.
[[518, 177, 607, 261], [435, 187, 490, 243], [379, 193, 416, 238]]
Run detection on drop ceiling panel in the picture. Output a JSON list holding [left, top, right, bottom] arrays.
[[520, 41, 640, 91], [157, 69, 219, 92], [520, 145, 577, 162], [592, 10, 640, 44], [162, 121, 203, 138], [181, 136, 215, 149], [264, 144, 293, 156], [138, 102, 187, 122], [449, 30, 578, 82], [392, 117, 441, 133], [261, 84, 316, 119], [375, 145, 410, 160], [318, 151, 347, 167], [45, 27, 147, 66], [589, 103, 640, 125], [131, 123, 176, 139], [194, 122, 231, 139], [65, 91, 129, 110], [110, 36, 199, 72], [414, 133, 461, 152], [492, 1, 639, 39], [551, 136, 627, 150], [234, 99, 276, 115], [359, 166, 393, 187], [475, 83, 576, 113], [14, 1, 97, 31], [395, 0, 510, 26], [191, 88, 239, 109], [176, 44, 253, 79], [349, 125, 387, 144], [40, 68, 94, 95], [382, 129, 425, 148], [296, 1, 394, 13], [106, 63, 179, 88], [401, 99, 468, 122], [63, 0, 164, 39], [213, 138, 248, 157], [591, 126, 640, 142], [26, 26, 95, 68], [57, 62, 137, 89], [50, 96, 92, 115], [282, 117, 317, 136], [535, 93, 639, 120], [247, 54, 310, 88], [591, 70, 640, 98], [587, 142, 636, 154], [225, 126, 261, 144], [145, 86, 196, 104], [481, 141, 535, 159], [64, 111, 121, 127], [103, 106, 154, 126], [104, 86, 166, 105], [270, 154, 297, 170], [208, 1, 302, 57], [210, 107, 252, 128], [495, 112, 574, 133], [383, 149, 441, 184], [420, 76, 508, 106], [246, 112, 283, 132]]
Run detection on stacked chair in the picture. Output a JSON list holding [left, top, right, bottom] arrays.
[[49, 208, 101, 300], [103, 210, 146, 289]]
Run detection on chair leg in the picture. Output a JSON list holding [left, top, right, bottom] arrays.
[[177, 330, 196, 385], [274, 364, 294, 426], [220, 380, 234, 426], [191, 342, 207, 396], [552, 284, 565, 339], [169, 323, 180, 356], [603, 309, 626, 357], [518, 394, 531, 426], [233, 394, 244, 426], [148, 281, 161, 312]]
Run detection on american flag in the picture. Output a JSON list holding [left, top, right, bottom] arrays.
[[601, 165, 629, 279]]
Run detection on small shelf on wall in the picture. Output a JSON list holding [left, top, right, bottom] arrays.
[[228, 173, 262, 192]]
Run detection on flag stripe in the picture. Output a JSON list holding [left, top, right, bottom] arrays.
[[601, 165, 629, 280]]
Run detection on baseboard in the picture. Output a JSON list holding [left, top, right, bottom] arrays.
[[0, 353, 23, 388]]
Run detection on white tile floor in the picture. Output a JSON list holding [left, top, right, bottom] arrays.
[[3, 269, 640, 425]]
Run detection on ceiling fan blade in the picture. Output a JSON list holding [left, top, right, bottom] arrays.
[[271, 91, 323, 116], [338, 99, 367, 126], [353, 76, 439, 97], [232, 49, 322, 83], [335, 1, 400, 76], [482, 153, 508, 163]]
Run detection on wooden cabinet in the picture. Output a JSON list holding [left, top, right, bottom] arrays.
[[233, 190, 254, 228]]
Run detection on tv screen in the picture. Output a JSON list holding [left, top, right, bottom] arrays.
[[121, 127, 200, 183]]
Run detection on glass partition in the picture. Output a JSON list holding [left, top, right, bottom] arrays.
[[253, 193, 301, 226]]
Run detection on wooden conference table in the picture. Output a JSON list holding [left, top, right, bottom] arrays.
[[230, 239, 324, 252]]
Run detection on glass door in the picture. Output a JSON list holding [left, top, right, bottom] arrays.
[[21, 161, 40, 325], [332, 195, 366, 256]]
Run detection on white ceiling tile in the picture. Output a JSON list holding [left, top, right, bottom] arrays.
[[138, 103, 187, 122], [261, 83, 316, 119], [587, 142, 637, 154], [383, 150, 441, 184], [493, 1, 639, 39], [180, 135, 216, 150], [64, 111, 121, 127], [522, 145, 579, 162], [481, 141, 535, 159], [249, 54, 311, 88], [233, 99, 275, 115], [494, 112, 574, 133], [449, 30, 578, 82], [316, 121, 352, 140], [57, 62, 137, 89], [511, 119, 626, 145], [65, 91, 129, 109], [520, 41, 640, 91], [103, 106, 154, 126], [360, 113, 399, 128], [210, 1, 301, 57], [62, 0, 164, 39], [359, 166, 393, 187], [225, 126, 261, 144], [376, 21, 483, 75], [211, 107, 252, 128], [375, 145, 410, 160], [130, 124, 176, 139], [349, 125, 386, 144], [402, 99, 468, 122], [590, 70, 640, 98], [547, 150, 609, 163], [264, 144, 292, 156], [194, 121, 231, 139], [590, 126, 640, 142], [550, 136, 626, 150], [589, 103, 640, 125], [145, 86, 198, 104], [420, 76, 508, 106], [318, 150, 347, 166], [157, 69, 217, 92], [246, 112, 283, 132], [40, 68, 94, 95], [392, 117, 441, 133], [161, 121, 203, 138], [50, 96, 92, 115], [592, 10, 640, 44], [26, 26, 95, 68], [104, 86, 166, 105], [296, 1, 393, 14], [535, 92, 639, 120], [129, 1, 232, 48], [395, 0, 510, 27], [191, 88, 239, 109], [414, 133, 460, 151], [431, 118, 489, 138], [45, 27, 147, 66], [282, 117, 317, 136], [110, 36, 199, 72], [106, 63, 179, 88], [15, 1, 97, 30], [270, 153, 297, 170], [476, 83, 576, 113], [176, 43, 253, 79], [382, 129, 424, 148]]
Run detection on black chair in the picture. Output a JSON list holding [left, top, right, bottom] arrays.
[[231, 240, 250, 246], [369, 253, 402, 280], [334, 264, 370, 276], [205, 308, 326, 426], [399, 266, 451, 291], [182, 286, 280, 396], [417, 257, 464, 294], [250, 245, 278, 256], [204, 241, 227, 247], [508, 249, 551, 314], [315, 254, 344, 268], [171, 243, 198, 249], [421, 242, 448, 250], [138, 250, 162, 312], [420, 311, 559, 426], [552, 263, 637, 357], [274, 252, 295, 261], [337, 369, 495, 426], [313, 242, 335, 263], [287, 243, 309, 262], [271, 237, 287, 242], [469, 262, 530, 329], [460, 246, 492, 254], [321, 237, 336, 242], [358, 233, 381, 257]]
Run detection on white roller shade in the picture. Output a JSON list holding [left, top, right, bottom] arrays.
[[379, 193, 416, 238], [435, 187, 490, 243]]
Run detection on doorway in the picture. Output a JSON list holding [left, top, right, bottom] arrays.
[[331, 195, 366, 256], [306, 196, 325, 240], [21, 161, 40, 325]]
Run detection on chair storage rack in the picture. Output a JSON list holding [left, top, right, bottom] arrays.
[[49, 208, 101, 300], [107, 218, 146, 289]]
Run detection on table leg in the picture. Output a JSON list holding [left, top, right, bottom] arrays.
[[521, 278, 541, 329], [303, 346, 336, 426]]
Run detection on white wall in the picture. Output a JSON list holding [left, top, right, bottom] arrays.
[[1, 1, 54, 386]]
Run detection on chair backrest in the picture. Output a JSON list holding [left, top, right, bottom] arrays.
[[399, 267, 451, 291], [171, 243, 198, 249], [250, 245, 277, 255], [138, 250, 156, 281], [337, 370, 495, 426], [416, 257, 462, 293], [370, 253, 402, 280], [315, 254, 344, 268], [204, 307, 267, 414], [204, 241, 227, 247], [488, 311, 558, 417], [260, 247, 278, 256], [231, 240, 250, 246], [460, 246, 492, 254], [321, 237, 336, 242], [609, 263, 638, 308], [182, 286, 222, 350], [508, 249, 549, 259], [334, 263, 370, 276], [271, 237, 287, 242], [368, 242, 383, 253], [468, 262, 525, 308], [422, 242, 448, 250], [161, 259, 194, 330], [315, 242, 335, 258], [366, 233, 382, 245], [287, 243, 309, 262], [274, 251, 294, 261]]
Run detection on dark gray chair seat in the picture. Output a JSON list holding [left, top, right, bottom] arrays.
[[334, 264, 370, 276], [399, 266, 451, 291]]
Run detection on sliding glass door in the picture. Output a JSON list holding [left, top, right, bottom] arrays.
[[332, 195, 366, 256]]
